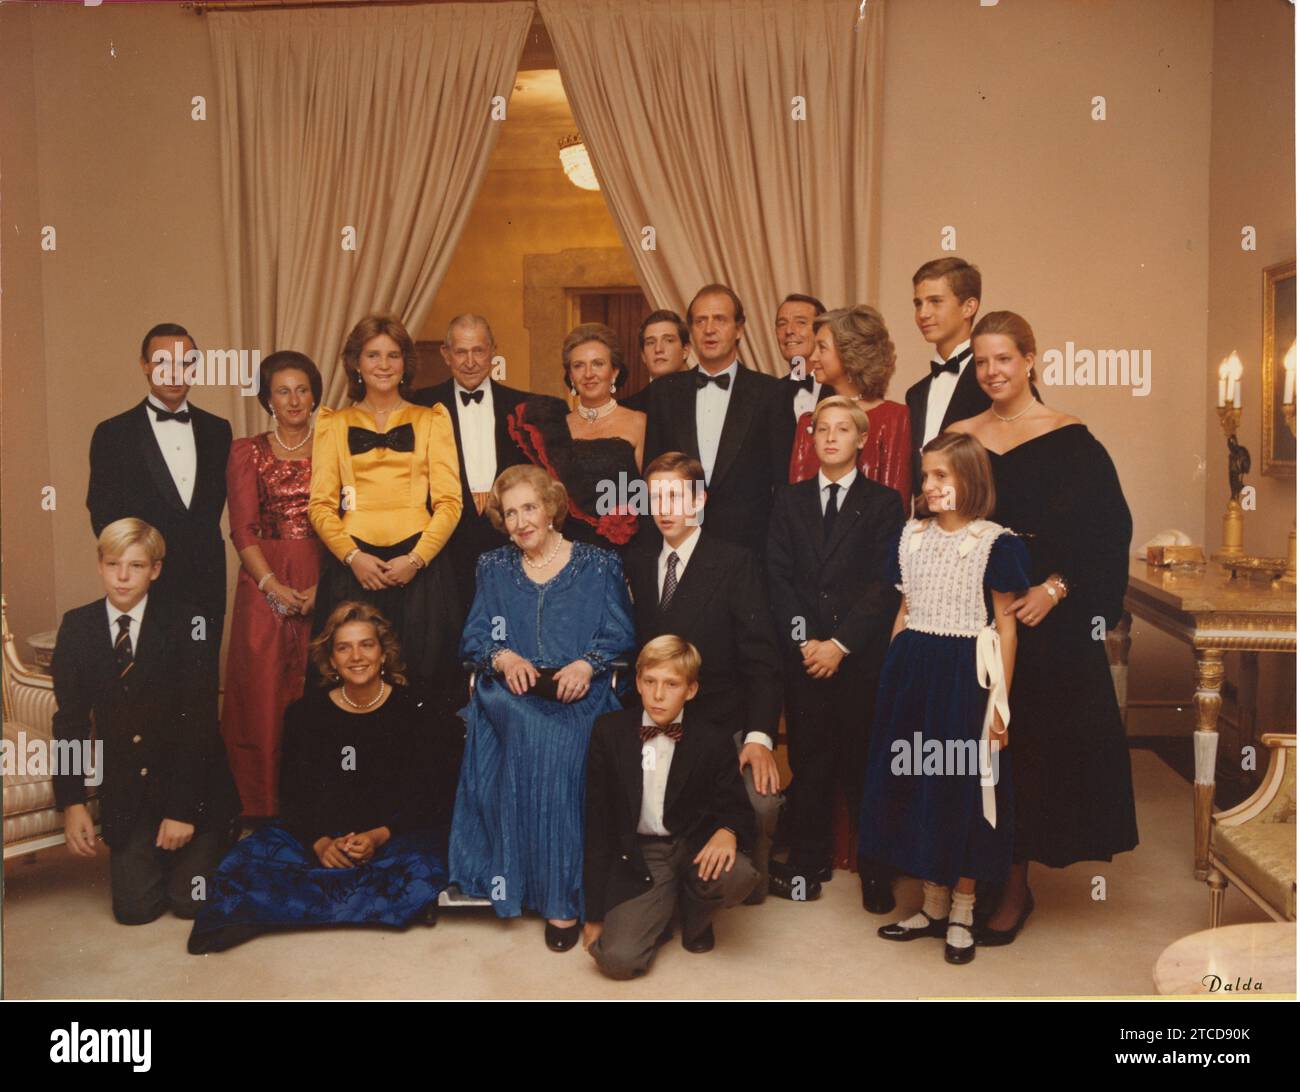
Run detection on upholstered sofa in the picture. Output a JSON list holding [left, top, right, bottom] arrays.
[[2, 595, 99, 857], [1207, 733, 1296, 927]]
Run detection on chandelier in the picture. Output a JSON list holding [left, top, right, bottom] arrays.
[[558, 133, 600, 191]]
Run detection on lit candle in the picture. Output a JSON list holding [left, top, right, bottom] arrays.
[[1225, 351, 1244, 409], [1284, 341, 1296, 407], [1217, 358, 1228, 408]]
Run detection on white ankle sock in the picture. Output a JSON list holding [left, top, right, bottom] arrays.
[[947, 890, 976, 949], [895, 881, 950, 929]]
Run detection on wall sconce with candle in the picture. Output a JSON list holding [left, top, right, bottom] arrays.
[[1215, 351, 1250, 559]]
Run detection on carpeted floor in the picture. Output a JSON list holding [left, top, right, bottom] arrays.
[[1, 749, 1285, 999]]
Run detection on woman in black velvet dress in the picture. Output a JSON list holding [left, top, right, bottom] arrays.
[[948, 310, 1138, 944], [509, 323, 644, 553]]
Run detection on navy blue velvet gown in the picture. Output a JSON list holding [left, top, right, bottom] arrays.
[[450, 541, 635, 921], [859, 520, 1031, 887], [188, 685, 447, 953]]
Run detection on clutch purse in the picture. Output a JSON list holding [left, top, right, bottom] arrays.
[[529, 669, 562, 701]]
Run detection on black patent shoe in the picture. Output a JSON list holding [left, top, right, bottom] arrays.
[[975, 890, 1034, 947], [944, 922, 976, 964], [683, 925, 715, 953], [545, 921, 581, 952], [861, 877, 896, 915], [768, 862, 823, 902], [877, 910, 946, 941]]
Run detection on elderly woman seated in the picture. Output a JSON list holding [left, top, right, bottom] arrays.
[[188, 601, 446, 954], [448, 464, 635, 952]]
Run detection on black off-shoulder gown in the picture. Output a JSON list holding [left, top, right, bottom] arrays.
[[987, 424, 1140, 867]]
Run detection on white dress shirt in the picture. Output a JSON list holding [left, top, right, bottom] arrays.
[[815, 467, 856, 656], [792, 380, 821, 422], [106, 595, 148, 652], [452, 379, 497, 493], [921, 338, 973, 446], [637, 711, 677, 836], [659, 526, 773, 751], [694, 358, 740, 486], [145, 394, 197, 507]]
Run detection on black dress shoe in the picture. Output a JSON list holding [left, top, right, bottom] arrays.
[[768, 863, 823, 902], [944, 921, 976, 964], [975, 890, 1034, 947], [877, 911, 946, 941], [544, 922, 581, 952], [682, 925, 715, 953], [860, 877, 896, 915]]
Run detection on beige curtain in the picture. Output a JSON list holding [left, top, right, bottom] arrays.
[[539, 0, 883, 377], [207, 3, 533, 432]]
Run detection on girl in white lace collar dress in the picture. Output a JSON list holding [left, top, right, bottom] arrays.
[[858, 432, 1030, 964]]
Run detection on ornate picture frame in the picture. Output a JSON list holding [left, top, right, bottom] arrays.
[[1261, 258, 1296, 477]]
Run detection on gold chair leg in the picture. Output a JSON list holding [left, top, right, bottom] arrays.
[[1207, 868, 1227, 928]]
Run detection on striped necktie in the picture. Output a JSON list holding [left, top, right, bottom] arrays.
[[114, 614, 134, 680], [660, 551, 680, 609]]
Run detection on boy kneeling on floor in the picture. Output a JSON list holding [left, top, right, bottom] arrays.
[[582, 635, 758, 979]]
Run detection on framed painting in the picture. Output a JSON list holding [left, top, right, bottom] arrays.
[[1261, 258, 1296, 477]]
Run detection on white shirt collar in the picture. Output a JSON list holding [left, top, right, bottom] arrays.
[[146, 394, 191, 415], [818, 466, 858, 494], [660, 525, 702, 566], [642, 709, 683, 730], [106, 594, 148, 626], [930, 338, 972, 367]]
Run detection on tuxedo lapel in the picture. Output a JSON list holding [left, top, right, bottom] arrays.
[[796, 478, 826, 555], [127, 596, 169, 694], [134, 402, 187, 513], [674, 374, 700, 459], [942, 364, 989, 429], [662, 709, 702, 819], [188, 406, 220, 515], [615, 712, 645, 818], [905, 377, 929, 449], [437, 382, 474, 501], [709, 365, 758, 489]]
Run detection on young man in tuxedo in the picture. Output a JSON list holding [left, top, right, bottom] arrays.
[[583, 636, 758, 979], [776, 293, 828, 422], [412, 314, 563, 605], [87, 323, 232, 695], [53, 519, 240, 925], [643, 284, 792, 554], [766, 397, 903, 908], [903, 259, 985, 493], [623, 452, 783, 902], [620, 309, 691, 414]]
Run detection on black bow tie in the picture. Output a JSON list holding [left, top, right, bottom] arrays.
[[150, 405, 191, 423], [930, 349, 971, 379], [347, 423, 415, 455], [459, 388, 485, 406], [791, 375, 816, 393], [696, 371, 732, 391]]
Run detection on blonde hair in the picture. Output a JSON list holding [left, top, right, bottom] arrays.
[[915, 432, 996, 521], [484, 464, 569, 533], [308, 601, 407, 687], [636, 634, 702, 686], [811, 394, 869, 437], [97, 518, 165, 564], [813, 306, 896, 400]]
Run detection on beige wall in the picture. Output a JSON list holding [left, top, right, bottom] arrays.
[[1205, 0, 1296, 728], [1, 1, 1292, 723], [1, 3, 235, 646]]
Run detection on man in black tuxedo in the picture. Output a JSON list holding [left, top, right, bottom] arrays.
[[643, 284, 792, 553], [776, 292, 829, 422], [620, 309, 691, 414], [583, 636, 757, 978], [87, 323, 232, 691], [767, 397, 903, 909], [903, 259, 986, 493], [624, 452, 783, 902], [53, 519, 239, 924], [412, 314, 560, 605]]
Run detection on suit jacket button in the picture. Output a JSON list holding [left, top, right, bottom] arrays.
[[132, 735, 142, 744], [620, 854, 628, 861], [139, 767, 148, 776]]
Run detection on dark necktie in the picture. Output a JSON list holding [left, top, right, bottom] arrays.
[[459, 389, 485, 406], [347, 423, 416, 455], [113, 614, 134, 680], [695, 371, 731, 391], [151, 406, 191, 423], [823, 481, 840, 538], [660, 551, 680, 609], [640, 720, 684, 743]]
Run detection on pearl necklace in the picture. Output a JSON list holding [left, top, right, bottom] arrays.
[[340, 679, 386, 709], [273, 426, 313, 452], [577, 399, 617, 423], [992, 397, 1035, 423], [522, 531, 563, 569]]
